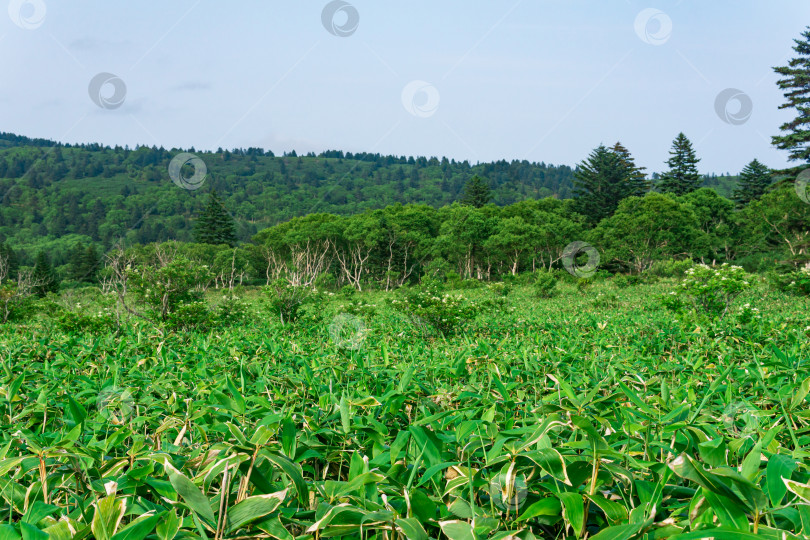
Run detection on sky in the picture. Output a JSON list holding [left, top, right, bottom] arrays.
[[1, 1, 808, 175]]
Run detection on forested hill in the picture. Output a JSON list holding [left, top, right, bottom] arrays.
[[0, 131, 737, 255]]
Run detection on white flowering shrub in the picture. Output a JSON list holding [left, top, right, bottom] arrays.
[[736, 303, 761, 325], [393, 281, 477, 336], [664, 263, 752, 318]]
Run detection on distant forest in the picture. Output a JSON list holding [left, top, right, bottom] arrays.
[[0, 131, 737, 266]]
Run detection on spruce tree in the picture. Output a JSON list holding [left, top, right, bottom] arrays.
[[611, 142, 650, 196], [733, 159, 772, 205], [658, 133, 701, 195], [69, 243, 100, 282], [194, 191, 237, 247], [773, 27, 810, 164], [573, 144, 648, 224], [32, 251, 59, 297], [459, 175, 492, 208]]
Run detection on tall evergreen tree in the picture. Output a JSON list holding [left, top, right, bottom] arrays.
[[32, 251, 59, 297], [733, 159, 773, 205], [194, 191, 237, 247], [573, 144, 647, 224], [658, 133, 701, 195], [459, 175, 492, 208], [611, 142, 650, 195], [69, 243, 100, 282], [773, 27, 810, 164]]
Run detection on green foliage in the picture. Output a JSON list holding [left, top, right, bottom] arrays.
[[658, 132, 702, 195], [772, 27, 810, 162], [770, 267, 810, 296], [573, 143, 648, 223], [128, 256, 213, 321], [674, 263, 753, 317], [534, 269, 558, 297], [1, 278, 810, 538], [194, 190, 237, 247], [392, 281, 477, 336], [32, 251, 59, 297], [265, 278, 310, 324], [733, 159, 773, 205], [459, 175, 492, 208], [647, 258, 694, 278]]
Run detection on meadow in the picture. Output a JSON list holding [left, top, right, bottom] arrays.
[[1, 274, 809, 540]]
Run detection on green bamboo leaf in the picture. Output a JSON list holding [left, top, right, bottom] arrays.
[[557, 492, 584, 535], [438, 520, 475, 540], [163, 460, 216, 526], [396, 518, 428, 540], [790, 377, 810, 410], [259, 450, 309, 504], [155, 508, 180, 540], [20, 522, 48, 540], [784, 478, 810, 503], [340, 394, 351, 434], [91, 495, 126, 540], [516, 497, 562, 522], [589, 523, 643, 540], [110, 512, 163, 540], [226, 489, 287, 534], [766, 454, 796, 507]]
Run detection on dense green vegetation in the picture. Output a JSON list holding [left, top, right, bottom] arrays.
[[1, 271, 809, 539], [0, 131, 745, 267]]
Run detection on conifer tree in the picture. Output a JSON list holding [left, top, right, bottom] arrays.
[[733, 159, 772, 205], [573, 144, 648, 224], [611, 142, 650, 196], [459, 175, 492, 208], [658, 133, 701, 195], [773, 27, 810, 164], [194, 191, 237, 247], [32, 251, 59, 297]]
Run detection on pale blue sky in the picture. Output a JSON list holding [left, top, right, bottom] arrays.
[[1, 1, 807, 174]]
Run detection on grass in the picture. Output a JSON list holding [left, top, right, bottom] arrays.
[[0, 278, 809, 539]]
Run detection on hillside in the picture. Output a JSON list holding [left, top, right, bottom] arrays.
[[0, 132, 738, 261]]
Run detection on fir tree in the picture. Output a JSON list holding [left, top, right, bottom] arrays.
[[194, 191, 237, 247], [611, 142, 650, 196], [459, 175, 492, 208], [773, 27, 810, 164], [32, 251, 59, 297], [573, 144, 648, 224], [69, 243, 100, 282], [733, 159, 772, 205], [658, 133, 701, 195]]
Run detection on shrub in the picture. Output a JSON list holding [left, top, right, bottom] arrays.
[[534, 270, 557, 298], [671, 263, 753, 318], [769, 268, 810, 296], [392, 282, 477, 337], [613, 274, 641, 289], [165, 301, 213, 332], [128, 256, 213, 321], [266, 278, 311, 324], [593, 292, 619, 308], [647, 258, 694, 278]]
